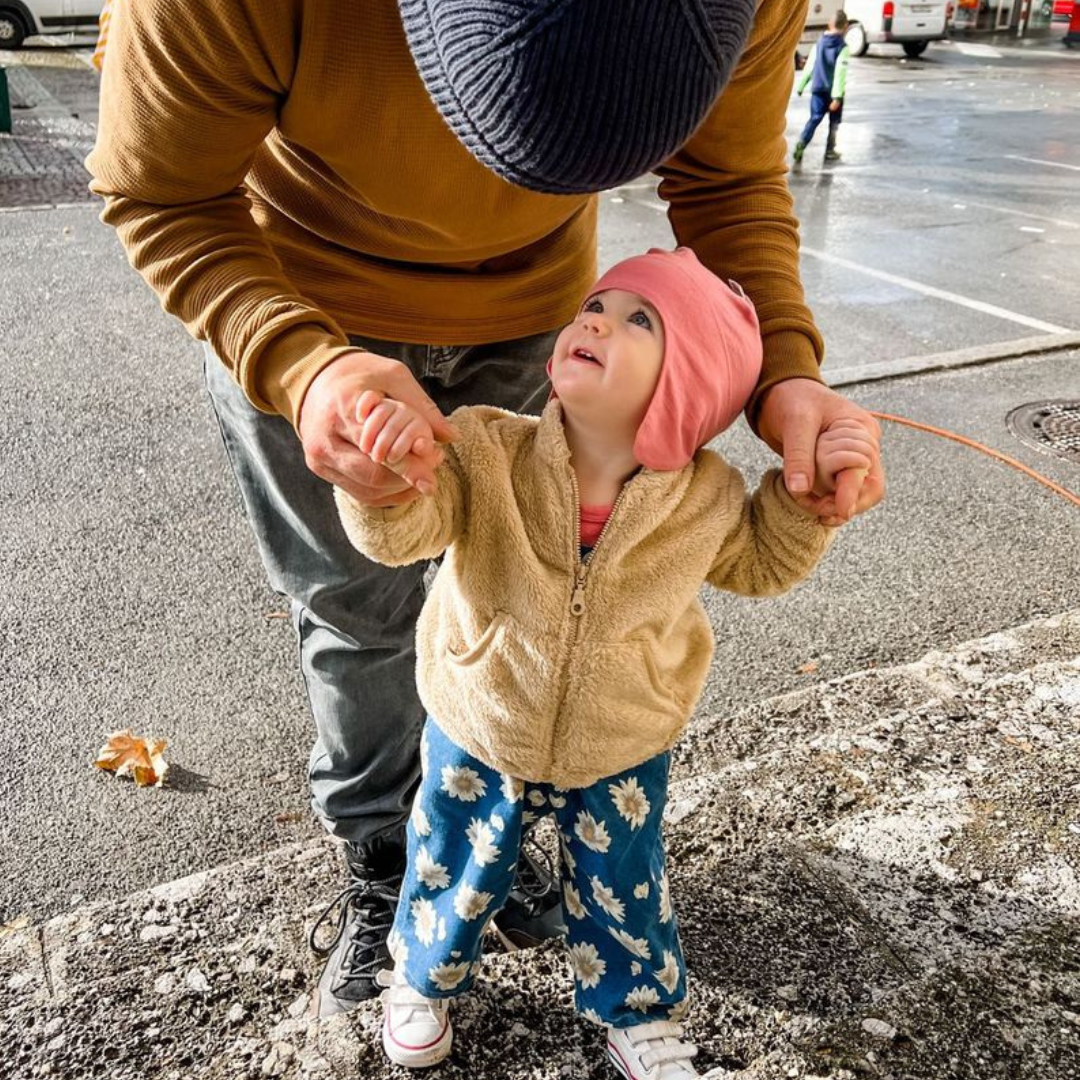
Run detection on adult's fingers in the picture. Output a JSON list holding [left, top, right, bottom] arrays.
[[780, 409, 822, 496]]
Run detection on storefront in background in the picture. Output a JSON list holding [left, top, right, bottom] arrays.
[[952, 0, 1070, 33]]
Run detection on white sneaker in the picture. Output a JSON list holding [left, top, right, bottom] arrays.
[[607, 1021, 701, 1080], [378, 967, 452, 1068]]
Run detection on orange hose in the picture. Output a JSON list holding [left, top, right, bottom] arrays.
[[869, 411, 1080, 509]]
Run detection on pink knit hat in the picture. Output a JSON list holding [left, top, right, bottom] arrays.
[[589, 247, 763, 472]]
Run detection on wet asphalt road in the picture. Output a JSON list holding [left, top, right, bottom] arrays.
[[1, 38, 1078, 921]]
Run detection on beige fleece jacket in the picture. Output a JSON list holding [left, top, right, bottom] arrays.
[[336, 403, 833, 788]]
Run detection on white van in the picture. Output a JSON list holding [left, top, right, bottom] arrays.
[[0, 0, 100, 50], [841, 0, 950, 57]]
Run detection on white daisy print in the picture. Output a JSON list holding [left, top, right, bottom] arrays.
[[631, 961, 642, 976], [527, 789, 547, 807], [668, 1000, 689, 1021], [490, 812, 505, 832], [501, 774, 524, 802], [568, 942, 607, 989], [609, 776, 650, 829], [429, 961, 471, 992], [654, 950, 680, 994], [563, 882, 587, 920], [412, 898, 437, 946], [590, 876, 626, 924], [522, 810, 539, 825], [416, 846, 451, 890], [437, 916, 447, 942], [549, 793, 567, 809], [625, 985, 662, 1013], [634, 882, 650, 900], [560, 834, 577, 876], [608, 926, 651, 959], [575, 811, 612, 853], [582, 1007, 604, 1027], [387, 929, 409, 965], [410, 802, 432, 838], [442, 765, 487, 802], [466, 818, 501, 866], [453, 883, 494, 921], [659, 873, 673, 924]]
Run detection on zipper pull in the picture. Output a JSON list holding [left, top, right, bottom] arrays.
[[570, 575, 587, 616]]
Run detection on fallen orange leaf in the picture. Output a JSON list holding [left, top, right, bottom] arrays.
[[798, 661, 819, 674], [94, 729, 169, 787]]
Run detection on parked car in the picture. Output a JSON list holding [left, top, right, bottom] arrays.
[[842, 0, 950, 58], [0, 0, 100, 50]]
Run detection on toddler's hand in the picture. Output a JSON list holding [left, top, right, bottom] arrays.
[[787, 417, 876, 522], [356, 391, 443, 496]]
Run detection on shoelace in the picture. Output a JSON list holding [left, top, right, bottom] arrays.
[[377, 969, 448, 1027], [308, 875, 402, 986], [513, 826, 558, 906], [613, 1021, 699, 1076]]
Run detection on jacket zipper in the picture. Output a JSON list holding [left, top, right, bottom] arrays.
[[568, 474, 631, 617], [546, 470, 633, 774]]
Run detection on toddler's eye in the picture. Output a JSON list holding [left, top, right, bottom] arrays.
[[630, 310, 652, 330], [583, 298, 604, 314]]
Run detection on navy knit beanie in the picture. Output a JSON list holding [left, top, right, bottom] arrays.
[[398, 0, 758, 195]]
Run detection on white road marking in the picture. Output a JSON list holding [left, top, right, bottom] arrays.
[[1004, 154, 1080, 172], [952, 42, 1003, 58], [801, 248, 1072, 333]]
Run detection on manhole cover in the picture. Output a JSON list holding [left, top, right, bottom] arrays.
[[1006, 400, 1080, 464]]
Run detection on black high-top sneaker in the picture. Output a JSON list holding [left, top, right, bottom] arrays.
[[824, 132, 841, 162], [309, 834, 405, 1017], [490, 827, 567, 951]]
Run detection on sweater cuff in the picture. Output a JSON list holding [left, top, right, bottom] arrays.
[[746, 329, 824, 434], [246, 324, 357, 431]]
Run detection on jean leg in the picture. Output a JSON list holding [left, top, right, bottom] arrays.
[[203, 346, 428, 846], [800, 92, 830, 146]]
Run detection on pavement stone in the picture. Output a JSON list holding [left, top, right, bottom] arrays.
[[2, 611, 1077, 1080], [0, 65, 95, 209]]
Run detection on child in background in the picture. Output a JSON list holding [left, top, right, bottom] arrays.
[[794, 10, 851, 164], [336, 248, 873, 1077]]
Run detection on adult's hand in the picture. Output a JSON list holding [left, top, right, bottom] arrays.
[[757, 378, 884, 526], [298, 350, 458, 507]]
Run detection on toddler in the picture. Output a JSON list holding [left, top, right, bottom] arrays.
[[335, 248, 871, 1077]]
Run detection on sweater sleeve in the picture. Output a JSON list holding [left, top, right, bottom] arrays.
[[832, 45, 850, 99], [706, 468, 833, 598], [796, 45, 815, 94], [85, 0, 354, 429], [655, 0, 825, 431]]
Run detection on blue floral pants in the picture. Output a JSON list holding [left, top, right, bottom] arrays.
[[388, 717, 687, 1028]]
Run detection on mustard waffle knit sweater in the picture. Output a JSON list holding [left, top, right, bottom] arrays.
[[87, 0, 823, 429]]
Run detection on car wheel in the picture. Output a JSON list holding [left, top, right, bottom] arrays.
[[0, 9, 27, 49], [845, 22, 869, 57], [902, 40, 929, 58]]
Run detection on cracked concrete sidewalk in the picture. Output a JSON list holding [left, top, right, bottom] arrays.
[[3, 611, 1079, 1080]]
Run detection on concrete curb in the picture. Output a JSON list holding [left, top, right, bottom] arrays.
[[826, 332, 1080, 388], [3, 610, 1078, 1080]]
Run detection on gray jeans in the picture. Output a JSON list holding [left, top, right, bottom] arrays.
[[203, 331, 557, 848]]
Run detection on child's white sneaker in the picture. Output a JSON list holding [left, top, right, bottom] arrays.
[[607, 1020, 702, 1079], [378, 967, 452, 1068]]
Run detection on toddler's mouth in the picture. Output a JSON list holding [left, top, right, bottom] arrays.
[[571, 347, 603, 366]]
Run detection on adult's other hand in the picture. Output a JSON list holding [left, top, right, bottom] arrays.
[[298, 350, 458, 507], [757, 378, 884, 526]]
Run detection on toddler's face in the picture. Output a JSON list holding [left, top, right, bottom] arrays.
[[549, 288, 665, 430]]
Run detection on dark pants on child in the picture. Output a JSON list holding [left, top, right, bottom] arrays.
[[800, 91, 842, 147]]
